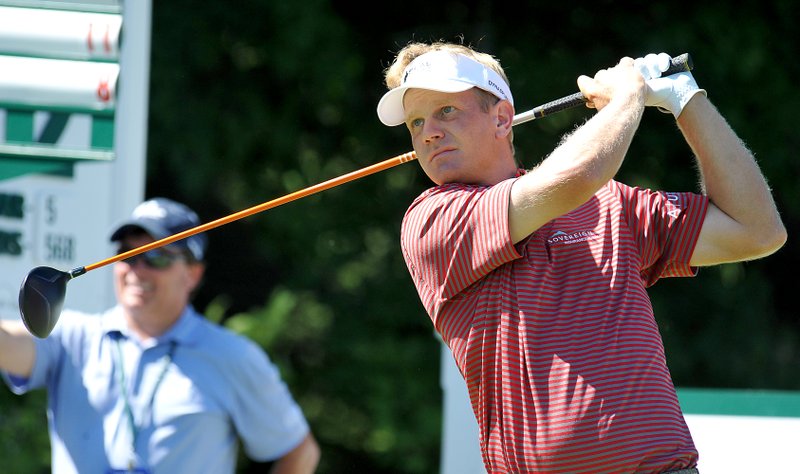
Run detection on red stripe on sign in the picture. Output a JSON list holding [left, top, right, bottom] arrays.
[[97, 79, 111, 102], [104, 24, 111, 53], [87, 23, 94, 52]]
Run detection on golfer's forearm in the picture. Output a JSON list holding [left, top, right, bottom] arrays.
[[678, 95, 786, 253], [509, 94, 644, 243], [0, 321, 36, 377]]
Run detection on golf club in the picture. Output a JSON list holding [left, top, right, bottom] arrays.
[[19, 53, 693, 338]]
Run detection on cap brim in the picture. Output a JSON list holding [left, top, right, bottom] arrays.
[[377, 80, 475, 127], [109, 219, 170, 242]]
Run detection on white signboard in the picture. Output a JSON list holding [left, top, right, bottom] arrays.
[[0, 5, 122, 60], [686, 414, 800, 472], [0, 55, 119, 110], [0, 0, 151, 324]]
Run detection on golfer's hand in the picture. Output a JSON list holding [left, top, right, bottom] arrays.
[[577, 57, 647, 111], [634, 52, 706, 118]]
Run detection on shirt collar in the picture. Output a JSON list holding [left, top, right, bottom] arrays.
[[101, 305, 201, 347]]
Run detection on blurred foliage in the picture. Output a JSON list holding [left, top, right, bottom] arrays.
[[3, 0, 798, 473], [0, 389, 50, 473]]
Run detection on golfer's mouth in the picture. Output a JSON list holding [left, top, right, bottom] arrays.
[[430, 147, 456, 162]]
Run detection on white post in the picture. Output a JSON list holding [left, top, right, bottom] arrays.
[[440, 341, 487, 474]]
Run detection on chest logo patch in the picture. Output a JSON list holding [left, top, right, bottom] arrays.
[[547, 230, 599, 246]]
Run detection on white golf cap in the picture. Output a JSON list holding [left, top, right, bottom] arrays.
[[376, 50, 514, 127]]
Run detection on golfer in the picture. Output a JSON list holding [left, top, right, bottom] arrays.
[[377, 41, 786, 472], [0, 197, 320, 473]]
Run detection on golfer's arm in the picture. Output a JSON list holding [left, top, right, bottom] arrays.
[[269, 433, 320, 474], [679, 95, 787, 266], [509, 90, 645, 243], [0, 320, 36, 377]]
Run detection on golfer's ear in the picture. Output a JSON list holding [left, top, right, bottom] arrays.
[[495, 100, 514, 138]]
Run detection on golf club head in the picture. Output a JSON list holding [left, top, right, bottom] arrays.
[[18, 266, 70, 338]]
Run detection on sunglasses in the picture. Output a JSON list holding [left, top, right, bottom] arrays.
[[116, 247, 186, 270]]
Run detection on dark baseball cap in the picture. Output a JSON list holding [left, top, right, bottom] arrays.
[[109, 197, 207, 261]]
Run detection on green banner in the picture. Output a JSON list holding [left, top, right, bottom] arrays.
[[677, 388, 800, 417], [0, 156, 73, 180]]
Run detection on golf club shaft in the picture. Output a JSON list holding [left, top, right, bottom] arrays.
[[75, 52, 693, 276], [82, 151, 419, 273]]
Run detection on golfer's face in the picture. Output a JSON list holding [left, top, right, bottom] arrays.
[[113, 233, 199, 323], [404, 88, 501, 186]]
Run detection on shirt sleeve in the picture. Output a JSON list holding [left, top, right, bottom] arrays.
[[2, 310, 83, 394], [613, 181, 709, 286], [401, 178, 521, 319], [227, 336, 310, 461]]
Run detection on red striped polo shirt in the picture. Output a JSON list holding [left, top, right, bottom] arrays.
[[401, 177, 709, 473]]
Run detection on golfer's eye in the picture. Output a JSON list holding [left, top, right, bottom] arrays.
[[439, 105, 458, 120], [409, 117, 424, 129]]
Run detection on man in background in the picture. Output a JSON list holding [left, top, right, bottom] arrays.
[[1, 197, 320, 473]]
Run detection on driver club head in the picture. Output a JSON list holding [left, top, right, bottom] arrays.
[[18, 266, 71, 338]]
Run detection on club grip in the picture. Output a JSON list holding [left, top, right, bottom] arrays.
[[512, 53, 693, 125], [664, 53, 693, 75]]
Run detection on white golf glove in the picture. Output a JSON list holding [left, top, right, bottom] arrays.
[[634, 52, 706, 118]]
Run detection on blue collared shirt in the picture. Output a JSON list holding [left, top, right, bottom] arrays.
[[3, 306, 310, 474]]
